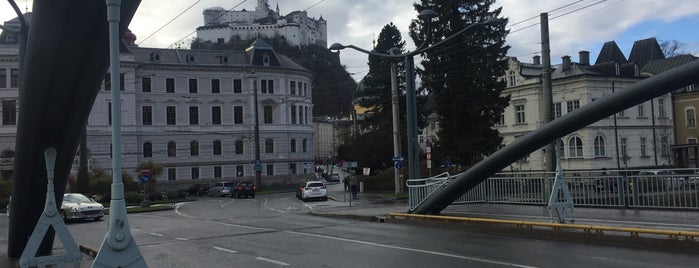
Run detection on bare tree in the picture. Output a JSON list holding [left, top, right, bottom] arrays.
[[659, 40, 685, 57]]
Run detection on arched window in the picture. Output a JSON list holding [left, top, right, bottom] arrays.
[[302, 138, 308, 153], [190, 141, 199, 156], [290, 139, 296, 153], [213, 140, 222, 155], [167, 142, 176, 157], [568, 136, 583, 158], [235, 140, 244, 155], [593, 136, 606, 157], [265, 138, 274, 153], [143, 142, 152, 158]]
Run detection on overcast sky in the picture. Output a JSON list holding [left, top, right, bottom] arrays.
[[2, 0, 698, 81]]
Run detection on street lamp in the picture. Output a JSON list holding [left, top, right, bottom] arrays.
[[330, 11, 500, 184]]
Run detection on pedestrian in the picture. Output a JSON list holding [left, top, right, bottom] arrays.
[[350, 174, 359, 199], [343, 176, 349, 192]]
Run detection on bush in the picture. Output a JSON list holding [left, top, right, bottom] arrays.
[[124, 191, 143, 204], [360, 168, 400, 192]]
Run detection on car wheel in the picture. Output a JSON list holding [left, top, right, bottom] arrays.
[[60, 210, 67, 221], [94, 216, 102, 221], [251, 194, 255, 198], [323, 197, 328, 201]]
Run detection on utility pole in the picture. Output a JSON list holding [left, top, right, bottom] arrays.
[[540, 13, 555, 172], [253, 78, 262, 189], [390, 48, 402, 194]]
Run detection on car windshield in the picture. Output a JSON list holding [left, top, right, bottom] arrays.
[[223, 182, 233, 187], [308, 182, 324, 188], [64, 194, 92, 203]]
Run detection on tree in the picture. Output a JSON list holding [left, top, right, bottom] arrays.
[[659, 39, 685, 57], [409, 0, 510, 166]]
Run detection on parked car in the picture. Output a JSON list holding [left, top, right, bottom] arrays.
[[230, 181, 256, 198], [187, 183, 211, 196], [209, 182, 235, 197], [296, 181, 328, 201], [637, 170, 685, 190], [61, 193, 104, 222], [322, 173, 341, 183]]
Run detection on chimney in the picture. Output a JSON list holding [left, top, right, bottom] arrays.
[[579, 51, 590, 65], [532, 55, 541, 65], [561, 55, 571, 70]]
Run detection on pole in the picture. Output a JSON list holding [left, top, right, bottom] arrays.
[[253, 79, 262, 189], [540, 13, 555, 172], [612, 82, 621, 170], [93, 0, 147, 266], [405, 55, 420, 181], [390, 61, 402, 193]]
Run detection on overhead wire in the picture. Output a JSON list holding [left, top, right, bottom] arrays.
[[138, 0, 205, 45]]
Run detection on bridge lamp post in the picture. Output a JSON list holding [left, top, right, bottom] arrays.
[[330, 11, 501, 185]]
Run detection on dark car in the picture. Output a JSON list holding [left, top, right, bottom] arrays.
[[231, 181, 256, 198], [187, 183, 211, 196]]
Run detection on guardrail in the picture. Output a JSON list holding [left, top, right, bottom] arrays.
[[388, 212, 699, 241], [409, 169, 699, 210]]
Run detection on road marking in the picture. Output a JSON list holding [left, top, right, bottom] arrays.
[[286, 231, 539, 268], [176, 237, 188, 241], [256, 257, 289, 266], [148, 232, 164, 237], [213, 246, 238, 254], [220, 199, 235, 208], [264, 197, 286, 213], [218, 222, 276, 232]]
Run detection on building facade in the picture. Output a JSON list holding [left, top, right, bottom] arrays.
[[197, 0, 327, 48]]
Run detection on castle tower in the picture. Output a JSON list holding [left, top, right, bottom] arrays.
[[256, 0, 269, 13]]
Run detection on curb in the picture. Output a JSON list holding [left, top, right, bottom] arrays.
[[310, 211, 383, 222], [79, 245, 98, 258]]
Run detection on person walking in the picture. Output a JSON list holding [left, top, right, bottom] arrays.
[[349, 173, 359, 199], [343, 176, 349, 192]]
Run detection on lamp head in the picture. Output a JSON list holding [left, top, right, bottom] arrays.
[[329, 43, 346, 52], [418, 9, 438, 20]]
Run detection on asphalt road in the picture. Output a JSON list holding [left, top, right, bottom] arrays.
[[55, 189, 699, 268]]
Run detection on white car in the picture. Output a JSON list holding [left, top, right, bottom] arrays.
[[296, 181, 328, 201], [61, 193, 104, 221]]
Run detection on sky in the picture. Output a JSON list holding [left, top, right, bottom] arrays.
[[2, 0, 698, 82]]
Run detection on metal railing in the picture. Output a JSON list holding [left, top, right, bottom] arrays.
[[410, 169, 699, 210]]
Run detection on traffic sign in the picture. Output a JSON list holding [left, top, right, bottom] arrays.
[[140, 175, 149, 183], [392, 156, 404, 162], [395, 162, 403, 169], [445, 160, 452, 168]]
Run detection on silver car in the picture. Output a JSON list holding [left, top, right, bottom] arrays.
[[209, 182, 234, 197], [61, 193, 104, 221]]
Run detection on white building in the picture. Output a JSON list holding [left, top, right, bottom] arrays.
[[197, 0, 327, 48]]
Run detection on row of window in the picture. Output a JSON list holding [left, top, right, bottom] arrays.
[[132, 104, 311, 126], [0, 68, 19, 88], [503, 98, 668, 125], [553, 135, 670, 159], [1, 100, 16, 125], [141, 138, 309, 158], [106, 75, 310, 96], [165, 162, 309, 181]]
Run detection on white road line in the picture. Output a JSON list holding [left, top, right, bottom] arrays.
[[256, 257, 290, 266], [148, 232, 164, 237], [264, 197, 286, 213], [286, 231, 539, 268], [174, 203, 195, 219], [218, 222, 276, 232], [176, 237, 188, 241], [220, 199, 235, 208], [213, 246, 238, 254]]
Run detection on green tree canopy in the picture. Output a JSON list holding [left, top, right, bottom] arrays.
[[409, 0, 510, 166]]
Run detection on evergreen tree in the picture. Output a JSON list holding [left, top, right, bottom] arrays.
[[409, 0, 510, 167]]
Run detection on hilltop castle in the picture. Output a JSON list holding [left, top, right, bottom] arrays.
[[196, 0, 327, 48]]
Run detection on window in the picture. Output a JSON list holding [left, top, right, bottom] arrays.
[[658, 98, 666, 118], [290, 163, 297, 175], [189, 78, 198, 93], [265, 138, 274, 153], [235, 139, 244, 154], [211, 79, 220, 93], [508, 70, 516, 87], [191, 167, 199, 180], [302, 139, 308, 153], [266, 164, 274, 176], [10, 69, 18, 88], [554, 102, 562, 118], [637, 104, 645, 117], [233, 79, 242, 93], [617, 109, 625, 117], [263, 106, 273, 124], [620, 138, 628, 158], [108, 102, 112, 125], [103, 73, 124, 91], [166, 78, 175, 93], [0, 69, 6, 88], [515, 104, 525, 124], [568, 136, 583, 158], [661, 137, 670, 156], [212, 106, 221, 125], [298, 106, 303, 125], [214, 166, 222, 178], [143, 142, 152, 158], [2, 100, 16, 125], [142, 106, 152, 125], [261, 79, 274, 94], [290, 139, 296, 153], [189, 106, 199, 125], [236, 165, 244, 177], [688, 138, 697, 144], [166, 106, 176, 125], [168, 168, 176, 181], [190, 141, 199, 156], [290, 81, 296, 95], [167, 142, 176, 157], [213, 140, 222, 155], [686, 108, 696, 127], [142, 77, 151, 92], [566, 100, 580, 113], [290, 106, 297, 124], [497, 113, 505, 125], [640, 137, 648, 157], [557, 140, 565, 158], [593, 135, 605, 157], [233, 106, 243, 124]]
